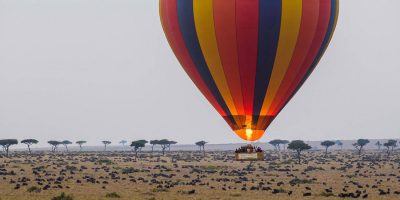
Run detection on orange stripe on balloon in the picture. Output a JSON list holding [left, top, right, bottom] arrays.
[[193, 0, 238, 116], [268, 0, 320, 115], [160, 0, 226, 116], [270, 0, 332, 115], [213, 0, 245, 117]]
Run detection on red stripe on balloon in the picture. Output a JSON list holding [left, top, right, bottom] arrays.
[[268, 0, 320, 115], [160, 0, 226, 116], [213, 0, 245, 116], [269, 0, 332, 114], [235, 0, 259, 116]]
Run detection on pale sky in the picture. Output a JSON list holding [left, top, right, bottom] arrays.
[[0, 0, 399, 147]]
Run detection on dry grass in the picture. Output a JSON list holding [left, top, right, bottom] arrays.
[[0, 150, 399, 199]]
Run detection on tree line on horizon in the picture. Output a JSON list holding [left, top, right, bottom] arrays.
[[0, 138, 398, 162], [0, 139, 178, 156], [268, 139, 398, 164]]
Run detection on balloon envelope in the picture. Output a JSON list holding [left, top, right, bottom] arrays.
[[160, 0, 339, 141]]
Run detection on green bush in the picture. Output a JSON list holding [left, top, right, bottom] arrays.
[[105, 192, 121, 198], [51, 192, 73, 200], [289, 178, 314, 185], [27, 186, 41, 193], [320, 191, 335, 197], [98, 159, 113, 165], [121, 167, 138, 174]]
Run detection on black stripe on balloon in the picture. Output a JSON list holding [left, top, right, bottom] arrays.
[[276, 0, 338, 115], [176, 0, 235, 124], [252, 0, 282, 125]]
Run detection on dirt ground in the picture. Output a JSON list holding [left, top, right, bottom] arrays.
[[1, 150, 399, 199]]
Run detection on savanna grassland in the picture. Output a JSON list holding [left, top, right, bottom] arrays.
[[1, 150, 400, 200]]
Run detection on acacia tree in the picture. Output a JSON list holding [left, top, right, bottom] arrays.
[[62, 140, 72, 152], [375, 141, 382, 151], [102, 141, 111, 151], [158, 139, 170, 155], [130, 140, 148, 158], [21, 139, 39, 154], [48, 141, 61, 152], [76, 141, 87, 151], [335, 140, 343, 150], [269, 139, 283, 152], [167, 140, 177, 151], [281, 140, 289, 151], [383, 140, 397, 157], [321, 140, 335, 156], [119, 140, 128, 152], [195, 140, 207, 157], [0, 139, 18, 156], [150, 140, 159, 153], [136, 140, 148, 148], [353, 139, 370, 155], [287, 140, 311, 164]]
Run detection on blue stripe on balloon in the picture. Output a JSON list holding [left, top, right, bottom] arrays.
[[252, 0, 282, 124], [176, 0, 235, 122]]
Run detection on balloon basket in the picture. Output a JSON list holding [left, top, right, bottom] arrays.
[[234, 144, 264, 161]]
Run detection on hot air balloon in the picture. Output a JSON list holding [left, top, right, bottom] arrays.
[[160, 0, 339, 141]]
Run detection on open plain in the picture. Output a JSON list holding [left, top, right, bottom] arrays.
[[1, 150, 400, 200]]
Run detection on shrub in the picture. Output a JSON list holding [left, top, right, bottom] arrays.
[[152, 188, 169, 192], [98, 159, 113, 165], [51, 192, 73, 200], [105, 192, 121, 198], [289, 178, 314, 185], [121, 167, 138, 174], [27, 186, 41, 193], [320, 191, 335, 197]]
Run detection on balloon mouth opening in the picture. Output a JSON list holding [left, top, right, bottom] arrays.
[[222, 115, 273, 142], [245, 129, 253, 140], [234, 129, 265, 141]]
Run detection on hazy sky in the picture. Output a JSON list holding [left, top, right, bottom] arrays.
[[1, 0, 399, 147]]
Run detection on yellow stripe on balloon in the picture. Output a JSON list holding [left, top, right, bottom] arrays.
[[259, 0, 303, 116], [193, 0, 238, 116]]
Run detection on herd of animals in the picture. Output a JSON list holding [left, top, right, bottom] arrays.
[[0, 138, 400, 199]]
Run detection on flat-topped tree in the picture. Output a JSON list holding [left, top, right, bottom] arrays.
[[195, 140, 207, 157], [383, 140, 397, 157], [281, 140, 289, 151], [119, 140, 127, 151], [130, 140, 148, 157], [287, 140, 311, 164], [335, 140, 343, 150], [158, 139, 170, 155], [375, 141, 382, 150], [61, 140, 72, 152], [321, 140, 335, 157], [102, 141, 111, 151], [136, 140, 148, 146], [167, 140, 177, 151], [269, 139, 284, 152], [353, 139, 370, 155], [21, 139, 39, 154], [150, 140, 159, 153], [48, 141, 61, 152], [0, 139, 18, 157], [195, 140, 207, 151], [76, 141, 87, 151]]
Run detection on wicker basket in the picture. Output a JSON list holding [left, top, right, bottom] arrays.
[[235, 152, 264, 161]]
